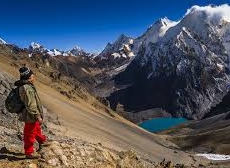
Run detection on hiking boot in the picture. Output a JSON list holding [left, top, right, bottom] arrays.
[[37, 140, 52, 152], [26, 153, 41, 159]]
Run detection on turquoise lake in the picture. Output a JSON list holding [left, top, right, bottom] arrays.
[[139, 118, 187, 133]]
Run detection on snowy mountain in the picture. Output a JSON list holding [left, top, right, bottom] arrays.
[[100, 34, 134, 59], [94, 18, 179, 76], [133, 17, 178, 53], [0, 38, 7, 44], [28, 42, 88, 57], [47, 49, 64, 56], [29, 42, 49, 53], [67, 46, 86, 56], [108, 4, 230, 120], [97, 17, 178, 62]]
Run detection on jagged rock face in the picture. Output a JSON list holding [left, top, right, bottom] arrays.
[[95, 34, 135, 70], [133, 17, 178, 54], [100, 34, 134, 57], [0, 71, 21, 130], [0, 70, 52, 133], [96, 18, 177, 69], [108, 6, 230, 119], [206, 92, 230, 118], [94, 18, 178, 81], [67, 46, 86, 56]]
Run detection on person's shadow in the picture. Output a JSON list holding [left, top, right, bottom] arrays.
[[0, 147, 25, 161]]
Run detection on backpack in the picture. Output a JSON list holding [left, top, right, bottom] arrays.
[[5, 87, 25, 113]]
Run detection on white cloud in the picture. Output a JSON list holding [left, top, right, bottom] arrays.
[[185, 4, 230, 24]]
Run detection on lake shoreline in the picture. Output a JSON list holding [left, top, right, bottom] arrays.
[[117, 108, 172, 124], [139, 117, 187, 133]]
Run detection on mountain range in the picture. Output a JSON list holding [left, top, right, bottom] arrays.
[[28, 42, 89, 57], [1, 5, 230, 122], [107, 4, 230, 121]]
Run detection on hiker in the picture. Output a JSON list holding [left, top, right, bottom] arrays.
[[14, 66, 49, 158]]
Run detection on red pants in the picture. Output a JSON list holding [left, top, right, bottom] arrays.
[[24, 121, 46, 155]]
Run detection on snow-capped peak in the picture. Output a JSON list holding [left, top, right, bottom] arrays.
[[149, 17, 179, 37], [28, 41, 88, 57], [111, 34, 133, 50], [29, 42, 61, 56], [99, 34, 134, 58], [133, 17, 178, 53], [0, 38, 7, 44], [72, 45, 82, 51], [99, 18, 178, 59], [185, 4, 230, 24], [29, 42, 50, 54], [154, 17, 177, 28], [162, 4, 230, 43], [67, 46, 85, 56], [47, 49, 63, 56], [30, 42, 43, 49], [136, 4, 230, 75]]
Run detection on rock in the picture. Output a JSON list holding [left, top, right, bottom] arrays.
[[79, 149, 86, 157], [28, 163, 37, 168], [95, 146, 104, 152], [60, 155, 68, 166], [52, 146, 63, 156], [0, 146, 9, 153], [75, 156, 82, 161], [47, 158, 59, 166], [117, 150, 145, 168]]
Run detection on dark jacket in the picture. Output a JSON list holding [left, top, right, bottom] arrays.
[[14, 80, 43, 123]]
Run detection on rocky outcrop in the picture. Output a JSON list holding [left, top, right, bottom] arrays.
[[38, 141, 146, 168], [0, 70, 22, 130]]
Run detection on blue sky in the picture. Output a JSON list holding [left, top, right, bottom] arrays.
[[0, 0, 229, 52]]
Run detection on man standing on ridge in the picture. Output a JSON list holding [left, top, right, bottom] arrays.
[[14, 66, 49, 159]]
